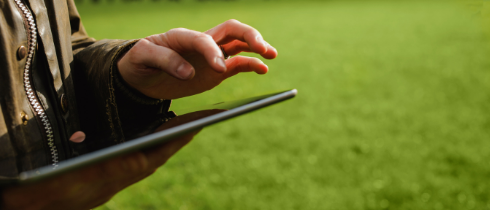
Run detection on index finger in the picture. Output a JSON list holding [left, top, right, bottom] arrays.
[[147, 28, 227, 73], [205, 19, 268, 55]]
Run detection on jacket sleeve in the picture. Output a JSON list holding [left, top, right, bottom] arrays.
[[66, 0, 174, 151]]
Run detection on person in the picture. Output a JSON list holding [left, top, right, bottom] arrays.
[[0, 0, 277, 208]]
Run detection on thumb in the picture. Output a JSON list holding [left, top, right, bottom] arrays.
[[118, 39, 195, 81]]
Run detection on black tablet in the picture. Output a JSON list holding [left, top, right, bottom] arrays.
[[8, 89, 297, 186]]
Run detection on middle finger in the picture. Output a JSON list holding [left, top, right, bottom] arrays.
[[222, 40, 277, 60]]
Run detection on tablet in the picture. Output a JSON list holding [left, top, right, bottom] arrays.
[[8, 89, 297, 186]]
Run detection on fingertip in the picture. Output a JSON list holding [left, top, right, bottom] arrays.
[[69, 131, 86, 143], [270, 46, 278, 57], [254, 35, 268, 54], [252, 58, 268, 74], [214, 56, 227, 73], [262, 45, 278, 60], [258, 63, 269, 74], [176, 62, 195, 80]]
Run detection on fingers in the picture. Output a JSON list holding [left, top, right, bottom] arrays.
[[69, 131, 86, 143], [223, 56, 269, 78], [221, 40, 278, 60], [147, 28, 227, 73], [206, 19, 278, 60], [206, 19, 267, 54], [142, 110, 231, 169], [120, 39, 195, 81], [91, 129, 200, 183], [131, 21, 276, 81], [143, 130, 201, 169]]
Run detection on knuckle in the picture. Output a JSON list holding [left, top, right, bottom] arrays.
[[245, 28, 259, 38], [142, 35, 161, 47], [130, 39, 149, 54], [226, 19, 241, 25], [166, 51, 184, 69], [168, 28, 194, 39], [126, 49, 142, 64], [195, 33, 213, 41], [122, 152, 149, 174], [193, 33, 215, 47], [169, 28, 186, 33], [143, 34, 156, 41]]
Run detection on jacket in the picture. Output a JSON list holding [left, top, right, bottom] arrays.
[[0, 0, 173, 181]]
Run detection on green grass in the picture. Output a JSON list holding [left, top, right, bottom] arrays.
[[77, 1, 490, 209]]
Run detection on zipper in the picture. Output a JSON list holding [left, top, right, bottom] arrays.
[[14, 0, 59, 168]]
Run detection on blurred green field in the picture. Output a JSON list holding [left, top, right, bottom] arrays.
[[77, 1, 490, 209]]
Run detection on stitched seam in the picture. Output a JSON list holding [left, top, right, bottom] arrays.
[[107, 39, 139, 144]]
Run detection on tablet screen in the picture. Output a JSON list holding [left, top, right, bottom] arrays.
[[172, 91, 284, 115]]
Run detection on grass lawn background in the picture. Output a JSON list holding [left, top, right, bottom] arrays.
[[76, 1, 490, 209]]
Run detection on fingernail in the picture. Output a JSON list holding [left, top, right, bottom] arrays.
[[69, 131, 86, 143], [260, 63, 269, 74], [215, 57, 227, 72], [270, 44, 277, 52], [176, 63, 193, 79]]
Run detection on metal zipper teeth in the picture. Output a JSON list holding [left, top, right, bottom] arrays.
[[14, 0, 59, 168]]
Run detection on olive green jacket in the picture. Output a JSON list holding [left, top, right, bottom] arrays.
[[0, 0, 171, 181]]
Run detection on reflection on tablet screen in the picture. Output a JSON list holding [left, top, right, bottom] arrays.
[[172, 91, 283, 115]]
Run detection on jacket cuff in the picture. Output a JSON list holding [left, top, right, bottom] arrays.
[[112, 41, 165, 105], [110, 40, 176, 140], [73, 38, 175, 151]]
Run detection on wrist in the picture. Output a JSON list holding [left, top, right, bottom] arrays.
[[114, 64, 166, 105], [112, 40, 166, 104], [115, 39, 138, 77]]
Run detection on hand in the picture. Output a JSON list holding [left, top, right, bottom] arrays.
[[117, 19, 278, 99], [0, 110, 221, 210]]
